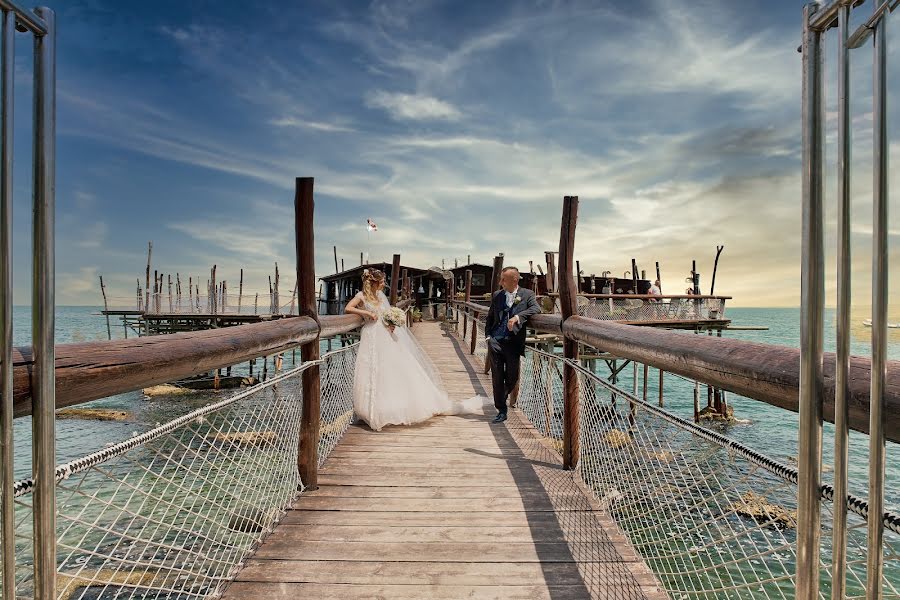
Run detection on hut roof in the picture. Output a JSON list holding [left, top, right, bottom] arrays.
[[319, 262, 429, 283]]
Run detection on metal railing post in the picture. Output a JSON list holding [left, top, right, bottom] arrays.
[[31, 6, 56, 599], [868, 4, 889, 597], [832, 2, 852, 598], [0, 8, 13, 599], [797, 4, 825, 599]]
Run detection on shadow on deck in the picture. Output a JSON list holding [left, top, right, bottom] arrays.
[[221, 322, 665, 599]]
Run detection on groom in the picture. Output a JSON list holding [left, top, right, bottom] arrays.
[[484, 267, 541, 423]]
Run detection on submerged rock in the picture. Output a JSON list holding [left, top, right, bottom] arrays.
[[697, 405, 738, 424], [604, 429, 631, 449], [733, 491, 797, 529], [142, 384, 194, 397], [58, 568, 158, 600], [56, 408, 130, 422]]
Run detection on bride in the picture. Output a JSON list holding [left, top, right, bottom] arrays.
[[344, 268, 481, 431]]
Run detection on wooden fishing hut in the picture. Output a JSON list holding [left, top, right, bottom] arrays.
[[319, 262, 429, 315]]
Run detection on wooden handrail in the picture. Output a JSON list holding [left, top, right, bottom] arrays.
[[542, 293, 732, 301], [528, 315, 900, 443], [7, 313, 363, 418]]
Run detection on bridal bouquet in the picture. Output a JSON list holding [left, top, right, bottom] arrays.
[[382, 307, 407, 329]]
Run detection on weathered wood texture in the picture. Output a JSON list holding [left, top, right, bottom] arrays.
[[222, 322, 664, 600], [557, 196, 579, 470], [296, 177, 321, 489], [465, 304, 900, 441], [389, 253, 401, 305]]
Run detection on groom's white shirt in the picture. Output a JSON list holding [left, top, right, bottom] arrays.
[[505, 287, 519, 308]]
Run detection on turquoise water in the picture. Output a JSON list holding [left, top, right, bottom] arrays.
[[606, 306, 900, 513], [7, 305, 898, 507]]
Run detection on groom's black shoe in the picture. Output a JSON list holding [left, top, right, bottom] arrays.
[[492, 412, 507, 424]]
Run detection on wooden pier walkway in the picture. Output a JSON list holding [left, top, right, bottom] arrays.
[[222, 322, 664, 599]]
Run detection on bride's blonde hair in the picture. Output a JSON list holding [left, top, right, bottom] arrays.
[[361, 269, 386, 304]]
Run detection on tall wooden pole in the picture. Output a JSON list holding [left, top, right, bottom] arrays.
[[401, 268, 409, 299], [490, 255, 504, 292], [238, 268, 243, 313], [389, 253, 401, 305], [655, 262, 662, 293], [575, 260, 581, 293], [360, 252, 364, 266], [463, 269, 472, 338], [710, 245, 724, 295], [546, 252, 557, 294], [296, 177, 321, 490], [558, 196, 580, 470], [144, 242, 151, 313], [333, 246, 339, 274], [99, 276, 111, 340], [631, 258, 638, 293]]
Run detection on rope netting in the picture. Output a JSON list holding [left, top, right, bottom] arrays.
[[9, 343, 358, 600], [516, 347, 900, 599], [549, 296, 726, 323]]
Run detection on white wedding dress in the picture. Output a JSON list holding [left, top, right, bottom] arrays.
[[352, 290, 483, 431]]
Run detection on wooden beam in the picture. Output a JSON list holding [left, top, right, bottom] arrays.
[[333, 246, 339, 274], [296, 177, 322, 491], [557, 197, 579, 470], [490, 255, 504, 293], [389, 254, 401, 305], [554, 316, 900, 443]]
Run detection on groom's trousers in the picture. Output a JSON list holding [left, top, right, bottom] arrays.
[[489, 339, 520, 414]]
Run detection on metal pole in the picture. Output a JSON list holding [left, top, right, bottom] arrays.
[[868, 6, 889, 597], [797, 4, 824, 599], [0, 9, 13, 599], [832, 3, 852, 598]]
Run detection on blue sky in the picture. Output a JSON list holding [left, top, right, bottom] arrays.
[[6, 0, 899, 307]]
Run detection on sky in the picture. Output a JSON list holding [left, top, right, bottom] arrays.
[[5, 0, 900, 307]]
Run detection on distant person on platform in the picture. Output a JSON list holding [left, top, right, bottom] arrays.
[[649, 280, 662, 301]]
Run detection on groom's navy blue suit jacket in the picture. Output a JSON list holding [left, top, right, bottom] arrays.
[[484, 288, 542, 356]]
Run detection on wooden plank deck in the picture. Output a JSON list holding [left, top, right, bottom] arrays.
[[222, 321, 665, 599]]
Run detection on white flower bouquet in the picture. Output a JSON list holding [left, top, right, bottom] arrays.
[[382, 306, 407, 329]]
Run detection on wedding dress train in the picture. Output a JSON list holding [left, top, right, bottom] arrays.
[[352, 291, 483, 431]]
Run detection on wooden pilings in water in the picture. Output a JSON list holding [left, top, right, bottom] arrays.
[[99, 275, 111, 340]]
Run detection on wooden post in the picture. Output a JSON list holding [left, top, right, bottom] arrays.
[[290, 281, 298, 315], [136, 278, 142, 311], [490, 255, 504, 292], [401, 268, 409, 299], [576, 260, 581, 292], [631, 258, 638, 293], [188, 277, 192, 313], [145, 241, 152, 313], [693, 380, 700, 422], [238, 268, 243, 313], [470, 310, 478, 355], [658, 369, 664, 407], [296, 177, 322, 490], [558, 196, 579, 471], [254, 293, 259, 315], [389, 253, 401, 305], [211, 265, 217, 315], [643, 363, 649, 404], [360, 252, 364, 266], [99, 275, 111, 340], [274, 262, 281, 315], [168, 274, 173, 312], [467, 254, 471, 264], [655, 262, 662, 293], [710, 245, 724, 295], [545, 252, 557, 293], [463, 270, 472, 338]]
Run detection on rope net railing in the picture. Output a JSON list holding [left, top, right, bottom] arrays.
[[516, 347, 900, 599], [8, 343, 358, 600], [549, 296, 727, 323]]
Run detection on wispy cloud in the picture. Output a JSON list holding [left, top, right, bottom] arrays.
[[270, 117, 356, 133], [365, 91, 461, 121]]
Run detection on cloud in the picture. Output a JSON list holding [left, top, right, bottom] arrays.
[[365, 91, 461, 121], [270, 117, 356, 133]]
